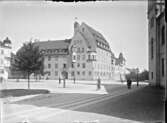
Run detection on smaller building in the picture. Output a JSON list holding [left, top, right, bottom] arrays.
[[114, 53, 126, 82], [0, 37, 12, 82], [34, 39, 71, 80]]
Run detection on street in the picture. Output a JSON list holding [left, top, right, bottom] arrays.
[[1, 80, 162, 123]]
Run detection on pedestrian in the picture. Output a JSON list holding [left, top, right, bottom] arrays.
[[137, 79, 139, 87], [59, 77, 61, 84], [97, 77, 101, 90], [127, 78, 132, 89]]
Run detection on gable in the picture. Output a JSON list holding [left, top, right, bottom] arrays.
[[69, 31, 89, 52]]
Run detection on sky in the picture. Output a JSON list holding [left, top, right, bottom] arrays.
[[0, 1, 148, 71]]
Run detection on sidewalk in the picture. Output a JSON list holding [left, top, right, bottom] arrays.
[[0, 79, 148, 103]]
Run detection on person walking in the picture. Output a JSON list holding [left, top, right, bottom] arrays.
[[97, 77, 101, 90], [59, 77, 61, 84], [127, 78, 132, 89]]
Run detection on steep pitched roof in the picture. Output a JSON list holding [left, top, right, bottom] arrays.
[[81, 22, 111, 52], [34, 39, 71, 50], [82, 23, 109, 45]]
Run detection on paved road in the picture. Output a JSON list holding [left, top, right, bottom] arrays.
[[2, 84, 145, 123]]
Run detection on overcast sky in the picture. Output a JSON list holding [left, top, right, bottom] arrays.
[[0, 1, 148, 71]]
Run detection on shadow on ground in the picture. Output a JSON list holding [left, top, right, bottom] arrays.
[[75, 85, 165, 122], [14, 85, 165, 122], [0, 89, 50, 98]]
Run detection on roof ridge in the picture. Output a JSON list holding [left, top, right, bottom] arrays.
[[36, 39, 71, 43], [82, 22, 109, 44], [82, 22, 105, 39]]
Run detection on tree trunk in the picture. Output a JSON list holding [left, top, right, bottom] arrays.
[[28, 72, 30, 89]]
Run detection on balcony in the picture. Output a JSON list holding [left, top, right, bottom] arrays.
[[87, 51, 97, 62]]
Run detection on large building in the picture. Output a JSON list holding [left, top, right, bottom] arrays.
[[0, 37, 12, 82], [147, 0, 166, 88], [34, 22, 123, 81]]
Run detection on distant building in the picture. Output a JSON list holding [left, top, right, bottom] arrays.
[[147, 0, 166, 88], [114, 53, 126, 81], [0, 37, 12, 82], [34, 21, 119, 81]]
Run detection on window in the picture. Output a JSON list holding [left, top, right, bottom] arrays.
[[82, 63, 86, 68], [82, 48, 84, 53], [77, 47, 80, 53], [71, 63, 74, 68], [82, 71, 85, 76], [162, 58, 164, 77], [48, 56, 51, 61], [89, 71, 92, 76], [48, 71, 51, 76], [82, 55, 85, 60], [77, 63, 80, 68], [55, 64, 58, 69], [92, 54, 96, 60], [77, 55, 80, 60], [55, 71, 58, 76], [161, 26, 165, 45], [111, 60, 114, 65], [77, 71, 80, 75], [73, 55, 76, 61], [151, 38, 154, 59], [71, 71, 75, 76], [63, 64, 66, 68], [48, 64, 51, 69], [88, 54, 91, 60], [151, 72, 153, 79]]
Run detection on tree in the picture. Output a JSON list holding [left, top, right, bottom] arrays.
[[12, 41, 43, 89], [139, 70, 149, 81], [126, 68, 149, 82]]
